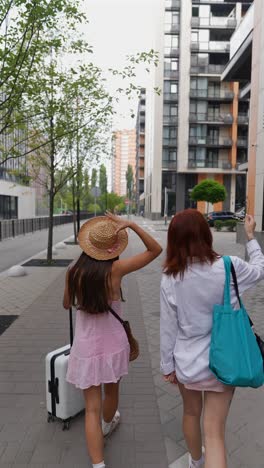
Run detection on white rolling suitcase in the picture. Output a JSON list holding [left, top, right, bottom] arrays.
[[45, 308, 85, 430]]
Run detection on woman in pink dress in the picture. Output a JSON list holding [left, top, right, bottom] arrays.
[[63, 212, 162, 468], [160, 210, 264, 468]]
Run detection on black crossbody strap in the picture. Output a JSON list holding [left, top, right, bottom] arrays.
[[230, 262, 254, 327], [108, 305, 125, 326]]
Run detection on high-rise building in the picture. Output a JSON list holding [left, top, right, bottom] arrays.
[[144, 0, 252, 219], [222, 0, 264, 232], [136, 89, 146, 213], [111, 129, 137, 197]]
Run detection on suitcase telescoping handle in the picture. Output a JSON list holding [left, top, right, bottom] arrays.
[[69, 307, 73, 347]]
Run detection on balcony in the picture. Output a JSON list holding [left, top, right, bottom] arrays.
[[191, 17, 237, 29], [164, 70, 179, 80], [237, 138, 248, 148], [165, 47, 180, 57], [191, 41, 230, 53], [189, 136, 233, 147], [165, 0, 180, 10], [163, 137, 177, 147], [163, 116, 178, 125], [190, 64, 226, 75], [189, 113, 234, 124], [165, 24, 180, 34], [162, 160, 177, 170], [190, 89, 234, 100], [163, 92, 178, 102], [188, 159, 233, 170], [237, 114, 249, 125]]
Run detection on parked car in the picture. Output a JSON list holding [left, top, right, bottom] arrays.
[[207, 211, 237, 227], [235, 207, 245, 220]]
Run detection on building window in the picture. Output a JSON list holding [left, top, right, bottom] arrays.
[[0, 195, 18, 220], [164, 34, 179, 54], [192, 7, 199, 17]]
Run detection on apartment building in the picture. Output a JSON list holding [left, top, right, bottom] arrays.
[[144, 0, 252, 219], [222, 0, 264, 232], [111, 129, 137, 196], [136, 89, 146, 213]]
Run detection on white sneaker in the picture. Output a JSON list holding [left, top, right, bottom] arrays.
[[102, 410, 120, 437], [189, 448, 205, 468]]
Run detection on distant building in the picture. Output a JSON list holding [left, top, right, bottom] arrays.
[[222, 0, 264, 231], [111, 129, 137, 196], [136, 89, 146, 213]]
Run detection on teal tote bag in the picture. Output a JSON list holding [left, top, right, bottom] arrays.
[[209, 256, 264, 388]]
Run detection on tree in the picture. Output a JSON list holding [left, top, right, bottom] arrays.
[[126, 164, 134, 198], [191, 179, 227, 213], [91, 168, 97, 188], [106, 193, 125, 212], [99, 164, 107, 195]]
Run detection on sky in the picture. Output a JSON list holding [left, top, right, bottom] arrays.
[[83, 0, 160, 130], [79, 0, 161, 189]]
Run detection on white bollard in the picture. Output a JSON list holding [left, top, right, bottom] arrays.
[[7, 265, 27, 277]]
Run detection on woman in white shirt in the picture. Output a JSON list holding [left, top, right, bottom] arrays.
[[160, 210, 264, 468]]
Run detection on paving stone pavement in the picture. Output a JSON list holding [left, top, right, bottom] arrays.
[[0, 219, 264, 467]]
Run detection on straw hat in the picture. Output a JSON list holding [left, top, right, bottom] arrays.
[[78, 216, 128, 261]]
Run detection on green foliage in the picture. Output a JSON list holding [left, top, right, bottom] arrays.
[[214, 220, 237, 232], [191, 180, 227, 205], [99, 164, 107, 195], [214, 220, 223, 232], [126, 164, 134, 197], [225, 220, 237, 232], [91, 169, 97, 188], [106, 193, 125, 212], [88, 203, 101, 213]]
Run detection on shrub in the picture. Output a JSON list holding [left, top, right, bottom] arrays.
[[225, 220, 237, 232], [214, 220, 223, 231]]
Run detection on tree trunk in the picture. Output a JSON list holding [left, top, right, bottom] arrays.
[[72, 178, 77, 244], [47, 116, 55, 263]]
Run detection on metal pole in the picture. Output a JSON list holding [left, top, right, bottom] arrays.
[[164, 187, 168, 226], [94, 196, 97, 217]]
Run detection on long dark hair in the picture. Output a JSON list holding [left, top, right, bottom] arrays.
[[164, 209, 218, 278], [67, 252, 117, 314]]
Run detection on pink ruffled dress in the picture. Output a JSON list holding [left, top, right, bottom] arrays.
[[66, 301, 130, 389]]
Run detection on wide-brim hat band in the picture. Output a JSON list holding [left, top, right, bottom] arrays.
[[78, 216, 128, 261]]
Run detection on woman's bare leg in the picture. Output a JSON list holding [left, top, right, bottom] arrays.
[[178, 383, 203, 462], [203, 388, 235, 468], [103, 382, 120, 423], [83, 385, 103, 464]]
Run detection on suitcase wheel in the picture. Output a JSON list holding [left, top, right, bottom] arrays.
[[62, 420, 70, 431]]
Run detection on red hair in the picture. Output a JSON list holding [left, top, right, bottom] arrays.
[[164, 209, 218, 277]]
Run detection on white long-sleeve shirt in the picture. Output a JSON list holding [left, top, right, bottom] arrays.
[[160, 239, 264, 384]]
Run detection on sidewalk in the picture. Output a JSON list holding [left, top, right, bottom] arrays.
[[0, 220, 263, 467]]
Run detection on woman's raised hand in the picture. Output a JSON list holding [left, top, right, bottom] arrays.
[[105, 211, 132, 233], [244, 214, 256, 241]]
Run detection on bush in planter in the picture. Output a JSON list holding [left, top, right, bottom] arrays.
[[225, 220, 237, 232], [214, 220, 223, 231]]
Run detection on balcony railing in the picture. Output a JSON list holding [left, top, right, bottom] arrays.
[[163, 137, 177, 147], [190, 64, 226, 75], [164, 70, 179, 80], [165, 24, 180, 34], [165, 47, 180, 57], [237, 114, 249, 124], [237, 138, 248, 147], [191, 41, 230, 53], [165, 0, 180, 9], [162, 160, 177, 170], [189, 136, 233, 146], [188, 159, 233, 170], [163, 116, 178, 125], [190, 89, 235, 99], [189, 113, 234, 124], [191, 17, 237, 28], [163, 92, 178, 101]]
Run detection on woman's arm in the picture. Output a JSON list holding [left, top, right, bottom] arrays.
[[106, 212, 162, 276], [232, 215, 264, 294], [160, 277, 178, 376]]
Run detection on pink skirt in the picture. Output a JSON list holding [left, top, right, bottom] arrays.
[[66, 301, 130, 389], [184, 376, 231, 392]]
